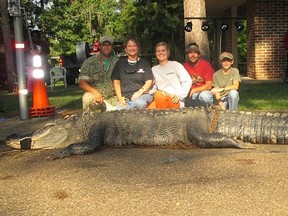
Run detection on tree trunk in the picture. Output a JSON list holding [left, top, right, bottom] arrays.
[[183, 0, 210, 60], [1, 0, 17, 92]]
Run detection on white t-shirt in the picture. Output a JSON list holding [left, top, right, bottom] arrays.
[[151, 61, 192, 102]]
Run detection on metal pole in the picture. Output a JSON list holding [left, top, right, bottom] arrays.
[[13, 15, 28, 120]]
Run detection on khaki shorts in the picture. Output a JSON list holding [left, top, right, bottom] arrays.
[[82, 92, 117, 112]]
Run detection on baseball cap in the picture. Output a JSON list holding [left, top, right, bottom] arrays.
[[219, 52, 234, 60], [99, 36, 114, 45], [185, 43, 200, 54]]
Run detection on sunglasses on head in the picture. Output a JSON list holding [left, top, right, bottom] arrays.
[[221, 58, 233, 62], [124, 61, 138, 74]]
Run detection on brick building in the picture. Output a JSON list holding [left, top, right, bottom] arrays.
[[1, 1, 288, 83], [205, 0, 288, 79]]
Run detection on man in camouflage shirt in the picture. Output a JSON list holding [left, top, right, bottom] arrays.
[[79, 36, 118, 112]]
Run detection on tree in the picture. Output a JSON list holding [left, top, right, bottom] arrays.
[[41, 0, 119, 55], [183, 0, 210, 60], [115, 0, 185, 62], [39, 0, 185, 61], [0, 0, 16, 92]]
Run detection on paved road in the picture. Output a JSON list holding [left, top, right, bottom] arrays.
[[0, 101, 287, 215], [1, 143, 288, 215]]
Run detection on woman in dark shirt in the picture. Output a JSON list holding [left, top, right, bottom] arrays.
[[111, 38, 153, 110]]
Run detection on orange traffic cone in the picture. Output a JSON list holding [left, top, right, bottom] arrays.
[[29, 66, 56, 117]]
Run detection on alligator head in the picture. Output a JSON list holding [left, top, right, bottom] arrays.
[[5, 114, 87, 149]]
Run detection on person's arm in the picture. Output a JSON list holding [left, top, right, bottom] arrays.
[[212, 80, 240, 93], [211, 76, 225, 110], [188, 80, 212, 97], [224, 69, 241, 91], [113, 79, 126, 107], [141, 80, 153, 93], [131, 80, 153, 101], [224, 80, 240, 91], [188, 62, 214, 97], [131, 60, 154, 101], [213, 92, 226, 110], [174, 62, 193, 100], [79, 79, 104, 104], [211, 72, 224, 110]]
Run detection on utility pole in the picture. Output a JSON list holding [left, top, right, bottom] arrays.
[[7, 0, 28, 120]]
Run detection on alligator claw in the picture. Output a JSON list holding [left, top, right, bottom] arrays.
[[236, 140, 255, 149], [48, 150, 71, 160]]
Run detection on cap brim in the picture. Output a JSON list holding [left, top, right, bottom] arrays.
[[220, 57, 233, 60], [185, 49, 200, 53], [101, 41, 112, 44]]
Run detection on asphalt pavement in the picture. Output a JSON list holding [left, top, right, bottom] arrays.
[[1, 144, 288, 215]]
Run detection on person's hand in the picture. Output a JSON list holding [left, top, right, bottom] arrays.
[[93, 92, 104, 104], [119, 97, 127, 107], [210, 88, 217, 94], [188, 89, 196, 97], [131, 89, 144, 101], [165, 92, 180, 104], [171, 94, 180, 104], [218, 101, 226, 110]]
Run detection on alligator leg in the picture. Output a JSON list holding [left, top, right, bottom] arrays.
[[190, 130, 252, 149], [186, 123, 253, 149], [48, 140, 104, 160], [48, 145, 73, 160], [48, 124, 105, 160]]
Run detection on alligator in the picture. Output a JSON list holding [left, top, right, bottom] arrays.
[[5, 107, 288, 159]]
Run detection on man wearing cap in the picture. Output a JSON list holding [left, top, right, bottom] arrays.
[[183, 42, 214, 108], [211, 52, 241, 111], [79, 36, 118, 112]]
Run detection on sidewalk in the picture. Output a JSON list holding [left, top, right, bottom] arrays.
[[241, 76, 284, 83]]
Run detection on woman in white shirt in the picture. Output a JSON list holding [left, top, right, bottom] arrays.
[[148, 42, 192, 109]]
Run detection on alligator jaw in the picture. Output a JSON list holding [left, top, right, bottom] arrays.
[[5, 130, 69, 150], [5, 134, 32, 149]]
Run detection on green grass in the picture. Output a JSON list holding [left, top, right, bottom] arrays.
[[0, 85, 83, 118], [0, 81, 288, 118], [238, 82, 288, 111]]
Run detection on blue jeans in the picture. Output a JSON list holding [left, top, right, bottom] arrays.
[[116, 94, 153, 110], [221, 90, 240, 111], [185, 90, 213, 108]]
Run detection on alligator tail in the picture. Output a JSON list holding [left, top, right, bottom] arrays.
[[217, 111, 288, 144]]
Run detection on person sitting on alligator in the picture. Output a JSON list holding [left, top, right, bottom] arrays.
[[79, 36, 119, 112]]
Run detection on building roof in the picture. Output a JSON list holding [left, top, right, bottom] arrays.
[[206, 0, 246, 17]]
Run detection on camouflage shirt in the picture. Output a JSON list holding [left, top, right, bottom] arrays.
[[79, 54, 118, 98]]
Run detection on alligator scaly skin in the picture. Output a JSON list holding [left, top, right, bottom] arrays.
[[217, 111, 288, 144], [48, 108, 288, 159]]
